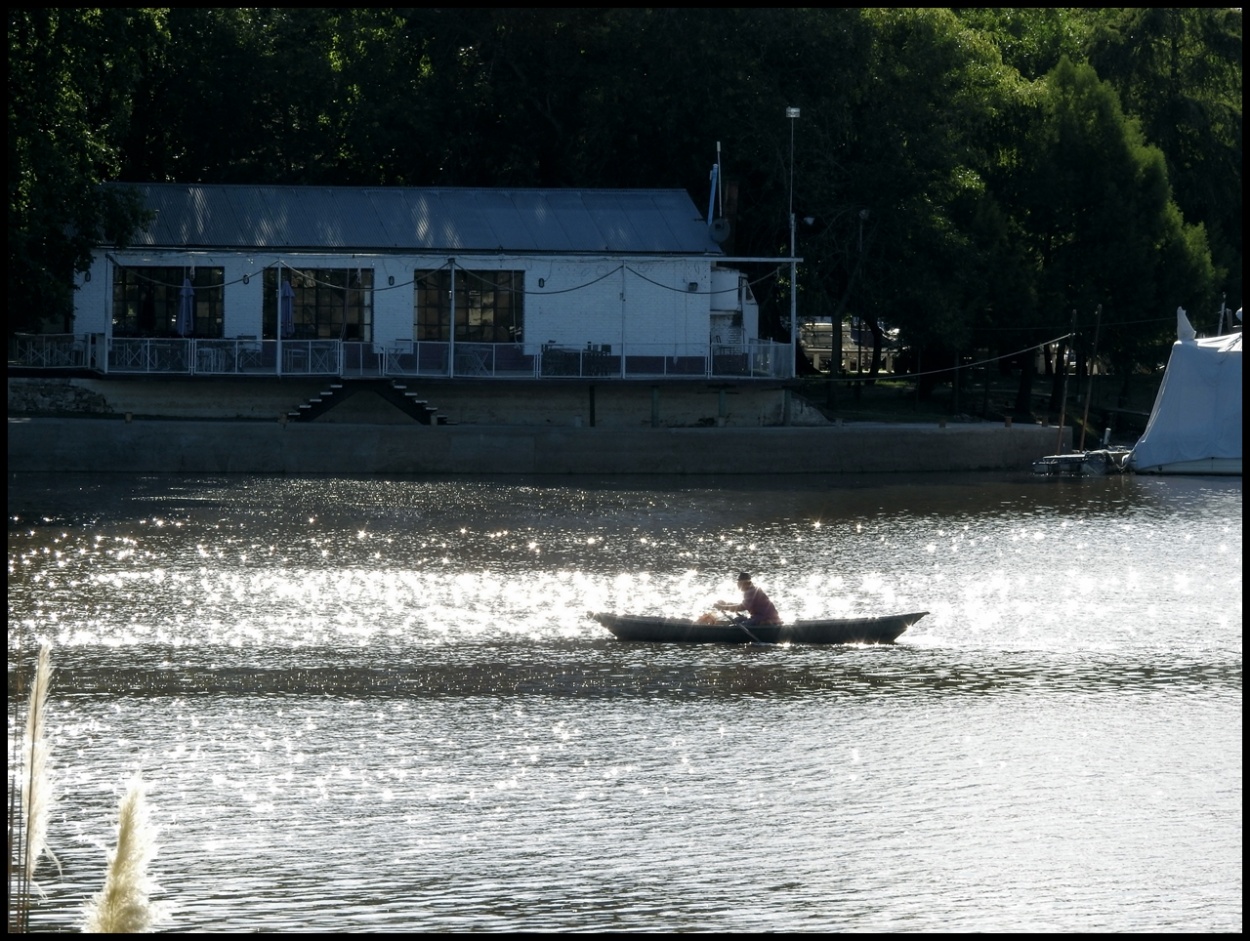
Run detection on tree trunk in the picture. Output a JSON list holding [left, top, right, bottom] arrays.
[[1047, 337, 1069, 417], [866, 318, 886, 384], [1013, 354, 1035, 419]]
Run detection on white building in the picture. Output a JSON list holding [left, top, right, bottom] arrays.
[[53, 183, 789, 381]]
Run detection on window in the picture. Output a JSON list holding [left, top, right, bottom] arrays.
[[111, 266, 224, 337], [414, 270, 524, 343], [265, 266, 373, 341]]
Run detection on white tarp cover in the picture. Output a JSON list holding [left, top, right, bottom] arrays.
[[1130, 308, 1242, 471]]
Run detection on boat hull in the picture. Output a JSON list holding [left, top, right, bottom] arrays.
[[1131, 457, 1241, 476], [590, 611, 927, 645]]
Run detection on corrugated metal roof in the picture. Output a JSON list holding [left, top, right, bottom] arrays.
[[104, 183, 723, 255]]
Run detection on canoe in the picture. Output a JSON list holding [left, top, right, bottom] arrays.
[[590, 611, 927, 645]]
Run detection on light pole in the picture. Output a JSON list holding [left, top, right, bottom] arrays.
[[786, 106, 800, 376]]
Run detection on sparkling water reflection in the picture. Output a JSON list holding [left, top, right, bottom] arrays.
[[8, 472, 1242, 932]]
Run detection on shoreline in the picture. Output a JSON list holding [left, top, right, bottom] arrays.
[[7, 415, 1065, 475]]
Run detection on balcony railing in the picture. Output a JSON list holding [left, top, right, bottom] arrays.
[[10, 335, 793, 381], [9, 334, 90, 369]]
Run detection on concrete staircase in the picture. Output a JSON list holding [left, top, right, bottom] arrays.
[[287, 379, 449, 424]]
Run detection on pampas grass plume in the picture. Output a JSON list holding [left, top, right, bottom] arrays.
[[81, 775, 166, 933], [10, 640, 56, 931], [21, 641, 57, 882]]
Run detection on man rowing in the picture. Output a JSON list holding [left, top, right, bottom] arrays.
[[713, 572, 782, 626]]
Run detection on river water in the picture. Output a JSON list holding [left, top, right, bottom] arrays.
[[7, 471, 1242, 933]]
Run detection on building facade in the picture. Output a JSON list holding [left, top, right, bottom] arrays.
[[35, 184, 790, 381]]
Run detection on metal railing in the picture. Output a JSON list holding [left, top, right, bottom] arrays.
[[107, 337, 193, 374], [11, 335, 793, 381], [9, 334, 89, 369]]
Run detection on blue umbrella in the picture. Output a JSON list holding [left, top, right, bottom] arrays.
[[280, 280, 295, 338], [177, 278, 195, 336]]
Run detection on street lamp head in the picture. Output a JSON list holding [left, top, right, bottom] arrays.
[[786, 107, 800, 119]]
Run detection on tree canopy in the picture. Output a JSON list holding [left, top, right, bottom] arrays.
[[8, 8, 1241, 376]]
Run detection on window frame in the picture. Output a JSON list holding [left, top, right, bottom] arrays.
[[110, 265, 224, 338], [414, 269, 524, 343], [265, 266, 374, 341]]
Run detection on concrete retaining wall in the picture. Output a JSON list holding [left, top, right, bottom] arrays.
[[7, 377, 829, 427], [8, 416, 1066, 475]]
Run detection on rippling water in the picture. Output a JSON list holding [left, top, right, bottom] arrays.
[[7, 471, 1242, 932]]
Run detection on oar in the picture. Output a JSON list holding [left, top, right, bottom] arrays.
[[720, 611, 765, 644]]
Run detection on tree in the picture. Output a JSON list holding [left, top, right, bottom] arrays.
[[838, 9, 1020, 388], [8, 9, 161, 333], [119, 8, 288, 183], [1086, 8, 1242, 319], [955, 8, 1096, 80], [1000, 57, 1214, 412]]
